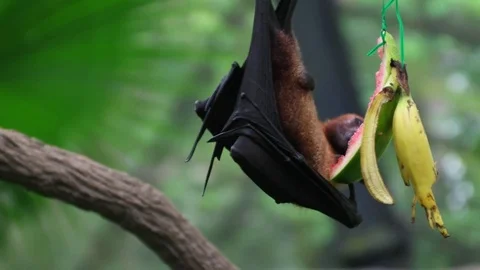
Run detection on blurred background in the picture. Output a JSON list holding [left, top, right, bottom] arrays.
[[0, 0, 478, 269]]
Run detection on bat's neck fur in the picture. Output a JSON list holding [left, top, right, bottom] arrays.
[[271, 29, 337, 179]]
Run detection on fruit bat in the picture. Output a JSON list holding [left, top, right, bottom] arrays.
[[186, 0, 364, 228]]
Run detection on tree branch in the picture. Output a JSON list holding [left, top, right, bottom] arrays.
[[0, 128, 236, 270], [340, 2, 480, 46]]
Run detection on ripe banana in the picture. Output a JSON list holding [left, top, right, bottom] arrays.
[[392, 90, 450, 238]]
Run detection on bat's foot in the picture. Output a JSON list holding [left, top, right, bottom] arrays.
[[348, 183, 356, 203], [298, 71, 315, 91]]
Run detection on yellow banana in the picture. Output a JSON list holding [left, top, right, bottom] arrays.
[[392, 92, 450, 238]]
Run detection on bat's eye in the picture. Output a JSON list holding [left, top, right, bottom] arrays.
[[353, 116, 363, 127]]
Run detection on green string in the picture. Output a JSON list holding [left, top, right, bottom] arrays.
[[366, 0, 405, 67], [396, 0, 405, 66], [366, 0, 395, 56]]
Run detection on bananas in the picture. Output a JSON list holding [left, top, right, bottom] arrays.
[[392, 91, 450, 238], [357, 32, 449, 238]]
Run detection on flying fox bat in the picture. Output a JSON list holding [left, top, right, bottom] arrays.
[[186, 0, 364, 228]]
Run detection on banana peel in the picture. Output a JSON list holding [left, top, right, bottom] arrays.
[[359, 75, 399, 205], [330, 33, 400, 189]]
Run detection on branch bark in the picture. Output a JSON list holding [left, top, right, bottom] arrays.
[[340, 2, 480, 46], [0, 128, 236, 270]]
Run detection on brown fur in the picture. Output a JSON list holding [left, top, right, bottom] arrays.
[[271, 30, 337, 178]]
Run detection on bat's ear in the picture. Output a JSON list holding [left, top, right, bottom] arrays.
[[275, 0, 297, 33]]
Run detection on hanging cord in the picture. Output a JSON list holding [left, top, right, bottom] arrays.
[[366, 0, 394, 56], [396, 0, 405, 66], [366, 0, 405, 66]]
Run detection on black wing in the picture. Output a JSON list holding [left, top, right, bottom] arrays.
[[186, 0, 362, 228]]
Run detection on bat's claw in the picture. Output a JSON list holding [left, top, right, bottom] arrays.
[[293, 152, 305, 162]]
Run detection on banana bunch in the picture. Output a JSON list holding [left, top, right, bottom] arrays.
[[360, 32, 450, 238]]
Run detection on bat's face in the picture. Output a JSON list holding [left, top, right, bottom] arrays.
[[324, 114, 364, 155]]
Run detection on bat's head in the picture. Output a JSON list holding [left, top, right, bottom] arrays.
[[324, 114, 364, 155]]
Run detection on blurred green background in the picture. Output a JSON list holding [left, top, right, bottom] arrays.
[[0, 0, 478, 269]]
